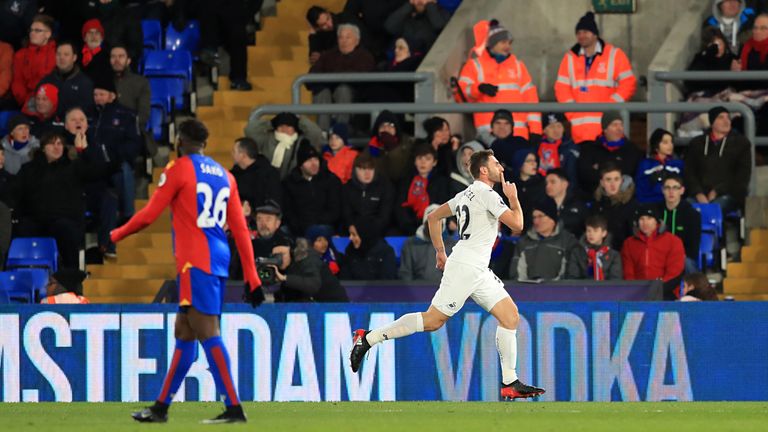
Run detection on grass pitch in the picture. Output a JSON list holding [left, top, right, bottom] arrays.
[[1, 402, 767, 432]]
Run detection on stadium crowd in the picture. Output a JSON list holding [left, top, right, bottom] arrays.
[[0, 0, 765, 304]]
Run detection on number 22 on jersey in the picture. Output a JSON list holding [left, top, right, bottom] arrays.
[[197, 183, 230, 228]]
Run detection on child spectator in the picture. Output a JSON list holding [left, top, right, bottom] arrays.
[[566, 214, 623, 280], [635, 128, 684, 203], [307, 225, 341, 276], [394, 143, 450, 235], [591, 162, 638, 250], [538, 112, 579, 186], [1, 114, 39, 175], [659, 175, 702, 274], [545, 168, 587, 238], [322, 123, 358, 184]]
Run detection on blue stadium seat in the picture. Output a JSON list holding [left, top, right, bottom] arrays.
[[698, 232, 716, 270], [142, 20, 163, 50], [0, 271, 35, 303], [0, 289, 9, 304], [13, 268, 50, 303], [143, 50, 193, 82], [0, 110, 21, 137], [6, 237, 58, 272], [149, 77, 186, 112], [148, 102, 167, 141], [332, 237, 351, 254], [385, 236, 408, 261], [165, 21, 201, 53], [692, 203, 723, 237]]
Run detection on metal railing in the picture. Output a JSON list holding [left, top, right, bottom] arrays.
[[249, 101, 757, 194], [648, 70, 768, 146], [291, 72, 435, 136]]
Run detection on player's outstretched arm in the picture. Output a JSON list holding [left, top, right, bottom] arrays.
[[427, 203, 453, 270], [226, 175, 262, 293], [500, 181, 524, 234], [110, 166, 180, 243]]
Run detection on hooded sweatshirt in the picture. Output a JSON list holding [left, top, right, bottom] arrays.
[[449, 141, 484, 195]]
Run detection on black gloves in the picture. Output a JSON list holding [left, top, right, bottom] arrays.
[[478, 83, 499, 97], [243, 283, 265, 307]]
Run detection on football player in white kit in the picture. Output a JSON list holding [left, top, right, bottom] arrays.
[[350, 150, 545, 400]]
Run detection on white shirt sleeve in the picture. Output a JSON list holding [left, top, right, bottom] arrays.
[[446, 192, 462, 215], [482, 188, 509, 219]]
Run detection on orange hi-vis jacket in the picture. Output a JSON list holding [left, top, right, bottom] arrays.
[[555, 41, 636, 143], [458, 20, 541, 139]]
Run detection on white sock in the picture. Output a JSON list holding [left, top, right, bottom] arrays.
[[496, 326, 519, 385], [366, 313, 424, 346]]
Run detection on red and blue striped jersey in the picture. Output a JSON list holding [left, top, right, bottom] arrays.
[[112, 154, 260, 287]]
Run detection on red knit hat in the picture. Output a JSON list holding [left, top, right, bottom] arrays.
[[82, 18, 104, 39], [36, 84, 59, 111]]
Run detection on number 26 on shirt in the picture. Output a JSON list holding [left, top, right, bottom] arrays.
[[197, 183, 230, 228]]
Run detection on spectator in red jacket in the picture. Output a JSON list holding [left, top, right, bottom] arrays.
[[322, 123, 358, 184], [0, 41, 14, 109], [12, 14, 56, 108], [621, 203, 685, 300]]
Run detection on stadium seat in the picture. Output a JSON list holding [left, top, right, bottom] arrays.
[[143, 50, 193, 82], [148, 102, 166, 141], [149, 77, 187, 113], [0, 271, 35, 303], [385, 236, 408, 261], [0, 110, 21, 137], [0, 289, 9, 304], [165, 20, 201, 53], [698, 232, 716, 270], [6, 237, 58, 272], [692, 203, 723, 237], [13, 268, 50, 303], [142, 20, 163, 51], [332, 237, 351, 253]]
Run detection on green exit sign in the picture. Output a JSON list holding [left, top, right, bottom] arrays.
[[593, 0, 636, 13]]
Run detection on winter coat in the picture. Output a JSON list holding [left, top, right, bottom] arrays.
[[510, 223, 579, 281], [635, 156, 684, 203], [39, 65, 94, 118], [89, 101, 142, 162], [515, 173, 545, 232], [621, 228, 685, 283], [394, 171, 451, 235], [341, 173, 394, 235], [557, 190, 588, 238], [384, 2, 449, 52], [276, 250, 349, 302], [566, 235, 623, 280], [398, 234, 457, 282], [703, 1, 756, 53], [115, 69, 151, 129], [282, 166, 342, 236], [244, 115, 324, 180], [0, 41, 12, 100], [1, 134, 39, 175], [308, 46, 375, 92], [340, 238, 398, 280], [491, 135, 533, 171], [0, 0, 36, 50], [591, 179, 638, 250], [686, 44, 737, 95], [577, 137, 643, 197], [12, 41, 56, 106], [28, 114, 64, 139], [231, 155, 282, 209], [324, 145, 358, 184], [684, 130, 751, 205], [659, 200, 702, 261]]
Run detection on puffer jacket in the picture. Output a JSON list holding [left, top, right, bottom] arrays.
[[509, 223, 578, 281]]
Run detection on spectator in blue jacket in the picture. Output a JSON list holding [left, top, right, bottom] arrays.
[[635, 128, 684, 203]]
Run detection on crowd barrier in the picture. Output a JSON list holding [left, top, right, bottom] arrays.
[[1, 302, 765, 402]]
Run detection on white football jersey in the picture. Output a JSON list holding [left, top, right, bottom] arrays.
[[445, 180, 509, 268]]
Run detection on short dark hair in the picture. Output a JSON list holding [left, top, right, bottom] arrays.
[[663, 174, 684, 187], [56, 40, 78, 54], [599, 161, 622, 178], [469, 149, 494, 179], [178, 119, 209, 147], [40, 131, 66, 147], [235, 137, 259, 159], [32, 14, 55, 32], [306, 6, 327, 26], [413, 143, 437, 160], [353, 152, 375, 169], [110, 44, 131, 58], [545, 167, 568, 181], [585, 214, 608, 231], [683, 272, 719, 301]]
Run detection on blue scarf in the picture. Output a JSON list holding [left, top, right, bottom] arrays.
[[12, 140, 28, 151], [489, 51, 509, 64], [598, 135, 625, 152]]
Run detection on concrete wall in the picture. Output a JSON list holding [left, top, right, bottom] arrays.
[[419, 0, 702, 135]]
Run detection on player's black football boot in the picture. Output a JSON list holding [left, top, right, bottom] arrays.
[[131, 402, 168, 423], [201, 405, 247, 424], [500, 380, 546, 400], [349, 329, 371, 373]]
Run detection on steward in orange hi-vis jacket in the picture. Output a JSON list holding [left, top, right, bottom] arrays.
[[458, 19, 541, 140], [555, 12, 636, 144]]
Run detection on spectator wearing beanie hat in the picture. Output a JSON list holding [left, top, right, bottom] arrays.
[[81, 19, 111, 81], [488, 109, 535, 168], [39, 40, 94, 118], [555, 11, 637, 143], [282, 140, 342, 236], [323, 123, 359, 184], [244, 111, 324, 180], [577, 110, 642, 197], [1, 114, 40, 175], [621, 203, 685, 300], [635, 128, 684, 203], [507, 197, 578, 281], [458, 19, 542, 140], [24, 84, 64, 138], [539, 112, 580, 185]]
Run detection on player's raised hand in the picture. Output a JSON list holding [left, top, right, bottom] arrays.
[[435, 249, 447, 270], [502, 180, 518, 200]]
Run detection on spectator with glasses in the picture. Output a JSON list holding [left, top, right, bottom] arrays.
[[12, 15, 56, 108]]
